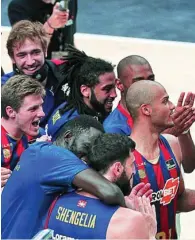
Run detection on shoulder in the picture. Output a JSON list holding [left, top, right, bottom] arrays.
[[161, 134, 182, 164], [106, 207, 149, 239], [1, 72, 15, 85]]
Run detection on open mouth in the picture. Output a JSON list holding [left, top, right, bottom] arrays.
[[32, 120, 40, 128]]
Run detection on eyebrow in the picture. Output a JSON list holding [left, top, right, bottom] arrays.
[[101, 84, 115, 89], [16, 49, 41, 56], [132, 74, 155, 81]]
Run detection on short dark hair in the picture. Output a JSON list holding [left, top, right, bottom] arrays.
[[117, 55, 152, 78], [87, 133, 135, 173], [1, 75, 45, 119], [59, 45, 114, 116], [54, 115, 105, 147]]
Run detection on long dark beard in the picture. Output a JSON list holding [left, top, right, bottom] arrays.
[[90, 88, 108, 118], [115, 171, 132, 196]]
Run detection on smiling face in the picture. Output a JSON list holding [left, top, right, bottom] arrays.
[[89, 72, 117, 116], [11, 38, 45, 76], [14, 94, 45, 136]]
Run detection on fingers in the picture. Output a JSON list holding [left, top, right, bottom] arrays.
[[176, 92, 185, 107], [130, 182, 145, 196], [1, 167, 12, 175]]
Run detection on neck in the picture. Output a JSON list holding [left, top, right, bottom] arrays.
[[130, 119, 160, 159], [120, 94, 127, 110], [1, 118, 23, 139]]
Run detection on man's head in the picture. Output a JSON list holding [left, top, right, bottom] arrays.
[[61, 46, 117, 117], [126, 80, 175, 131], [1, 75, 45, 136], [116, 55, 154, 98], [53, 115, 105, 159], [7, 20, 48, 77], [87, 133, 136, 195]]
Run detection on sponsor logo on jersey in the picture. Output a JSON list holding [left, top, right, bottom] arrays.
[[52, 110, 61, 125], [151, 177, 179, 205], [3, 148, 11, 159], [166, 158, 176, 170], [77, 200, 87, 208]]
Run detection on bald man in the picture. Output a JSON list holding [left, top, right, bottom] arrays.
[[126, 80, 195, 239], [103, 55, 195, 173]]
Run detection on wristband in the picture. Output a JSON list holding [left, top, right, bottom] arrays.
[[181, 129, 190, 135], [47, 20, 55, 30]]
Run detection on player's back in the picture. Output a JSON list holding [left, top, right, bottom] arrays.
[[47, 192, 149, 239], [1, 141, 87, 239]]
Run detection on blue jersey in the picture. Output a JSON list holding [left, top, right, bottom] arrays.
[[1, 141, 89, 239], [133, 135, 180, 239], [46, 192, 119, 239], [47, 102, 79, 140], [103, 103, 133, 135], [1, 125, 28, 170]]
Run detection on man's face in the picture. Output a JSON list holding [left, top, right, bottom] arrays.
[[69, 127, 103, 160], [115, 151, 135, 196], [11, 38, 45, 76], [90, 72, 117, 116], [121, 64, 154, 94], [15, 94, 45, 136], [150, 86, 175, 130]]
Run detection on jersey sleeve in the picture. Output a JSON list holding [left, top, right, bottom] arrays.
[[39, 146, 89, 194]]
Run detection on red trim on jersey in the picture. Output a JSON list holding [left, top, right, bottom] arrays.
[[153, 161, 169, 238], [44, 195, 60, 229], [159, 139, 178, 237], [134, 150, 149, 184], [1, 125, 12, 169], [117, 103, 133, 128], [51, 59, 66, 65]]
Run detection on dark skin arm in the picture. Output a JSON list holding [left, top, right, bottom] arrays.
[[72, 168, 126, 207]]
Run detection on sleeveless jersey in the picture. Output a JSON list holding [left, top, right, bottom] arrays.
[[133, 135, 180, 239], [1, 125, 28, 170], [46, 192, 119, 239], [103, 103, 133, 135]]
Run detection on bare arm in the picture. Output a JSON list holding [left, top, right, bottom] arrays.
[[163, 134, 195, 212], [178, 131, 195, 173], [72, 168, 126, 207]]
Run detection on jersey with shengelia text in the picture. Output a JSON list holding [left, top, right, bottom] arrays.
[[103, 103, 133, 135], [46, 192, 119, 239], [1, 125, 28, 170], [133, 135, 180, 239]]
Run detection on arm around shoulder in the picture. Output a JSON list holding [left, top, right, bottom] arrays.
[[72, 168, 125, 207]]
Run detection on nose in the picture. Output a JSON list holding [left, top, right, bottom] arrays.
[[110, 87, 117, 99], [37, 106, 45, 118], [26, 54, 35, 65], [169, 101, 175, 111]]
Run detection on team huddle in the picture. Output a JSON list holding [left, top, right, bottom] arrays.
[[1, 12, 195, 240]]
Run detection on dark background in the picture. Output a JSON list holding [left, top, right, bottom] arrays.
[[1, 0, 195, 43]]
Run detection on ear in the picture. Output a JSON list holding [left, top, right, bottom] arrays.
[[80, 85, 91, 98], [140, 104, 152, 116], [115, 78, 124, 92], [112, 161, 124, 179], [6, 106, 16, 119], [64, 130, 73, 143]]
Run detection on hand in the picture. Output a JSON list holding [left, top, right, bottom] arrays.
[[134, 196, 157, 239], [1, 167, 12, 187], [167, 92, 195, 136], [125, 182, 153, 209], [47, 2, 69, 29], [36, 135, 52, 142]]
